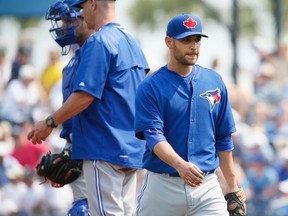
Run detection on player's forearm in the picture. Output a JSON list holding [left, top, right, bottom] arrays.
[[218, 151, 239, 193], [153, 141, 185, 171], [51, 91, 94, 126]]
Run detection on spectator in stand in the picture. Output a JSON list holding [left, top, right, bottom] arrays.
[[275, 147, 288, 182], [246, 152, 279, 216], [270, 179, 288, 216], [0, 140, 20, 188], [0, 64, 47, 124], [0, 121, 14, 149], [0, 47, 12, 104], [41, 180, 73, 215], [11, 121, 50, 170], [1, 163, 27, 215], [265, 104, 288, 148], [20, 168, 46, 215], [41, 50, 62, 96], [253, 37, 288, 86], [9, 45, 31, 82], [253, 62, 281, 103]]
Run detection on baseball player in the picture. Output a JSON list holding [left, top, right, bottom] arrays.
[[135, 14, 246, 216], [43, 1, 94, 215], [28, 0, 150, 215]]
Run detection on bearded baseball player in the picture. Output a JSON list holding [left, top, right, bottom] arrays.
[[135, 14, 246, 216]]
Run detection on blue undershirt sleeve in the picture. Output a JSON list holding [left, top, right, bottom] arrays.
[[215, 135, 234, 151], [143, 128, 167, 152]]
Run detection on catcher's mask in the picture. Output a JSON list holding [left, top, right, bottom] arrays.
[[46, 0, 82, 55]]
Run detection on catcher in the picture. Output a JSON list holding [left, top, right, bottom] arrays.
[[34, 0, 94, 215]]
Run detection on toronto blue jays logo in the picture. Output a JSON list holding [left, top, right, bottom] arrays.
[[200, 88, 221, 111], [183, 17, 197, 29]]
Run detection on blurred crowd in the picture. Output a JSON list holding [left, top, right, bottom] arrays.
[[218, 38, 288, 216], [0, 44, 72, 216], [0, 37, 288, 215]]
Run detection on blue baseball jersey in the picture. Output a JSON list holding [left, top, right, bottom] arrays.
[[60, 49, 80, 139], [72, 23, 149, 168], [135, 64, 236, 173]]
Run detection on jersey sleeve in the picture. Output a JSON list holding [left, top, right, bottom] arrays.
[[73, 38, 110, 99], [143, 128, 167, 151], [215, 135, 234, 151], [215, 83, 236, 139], [135, 80, 164, 140]]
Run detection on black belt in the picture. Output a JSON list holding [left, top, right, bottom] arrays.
[[202, 169, 216, 176], [167, 172, 181, 177], [164, 169, 215, 177]]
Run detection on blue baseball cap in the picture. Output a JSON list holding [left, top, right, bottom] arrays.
[[65, 0, 86, 8], [66, 0, 116, 8], [166, 14, 208, 39]]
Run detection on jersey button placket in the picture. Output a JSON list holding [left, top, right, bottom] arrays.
[[188, 94, 195, 159]]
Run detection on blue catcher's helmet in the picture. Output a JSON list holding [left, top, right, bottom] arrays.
[[46, 0, 82, 55], [67, 199, 89, 216]]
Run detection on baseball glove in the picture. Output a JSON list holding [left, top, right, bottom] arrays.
[[224, 188, 247, 216], [36, 148, 83, 186]]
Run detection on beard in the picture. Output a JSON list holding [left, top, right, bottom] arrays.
[[172, 43, 198, 66]]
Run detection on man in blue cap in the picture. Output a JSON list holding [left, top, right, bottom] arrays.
[[135, 14, 246, 216]]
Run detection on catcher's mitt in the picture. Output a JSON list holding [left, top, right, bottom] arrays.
[[36, 148, 83, 186], [224, 188, 247, 216]]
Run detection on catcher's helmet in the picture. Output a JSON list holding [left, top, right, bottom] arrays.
[[67, 199, 89, 216], [46, 0, 82, 55]]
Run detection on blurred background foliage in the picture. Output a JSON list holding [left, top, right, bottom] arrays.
[[129, 0, 288, 83], [0, 0, 287, 83], [129, 0, 287, 40], [1, 0, 287, 42]]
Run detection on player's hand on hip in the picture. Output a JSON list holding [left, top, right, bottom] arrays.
[[177, 161, 204, 187]]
